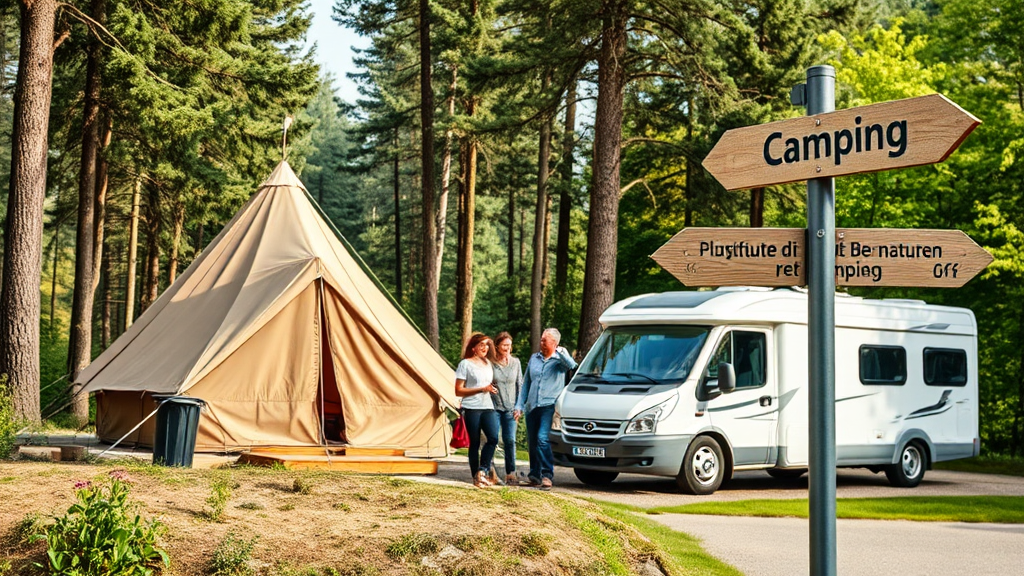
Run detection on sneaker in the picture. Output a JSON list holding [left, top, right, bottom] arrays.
[[524, 476, 542, 487], [540, 478, 553, 490], [505, 473, 519, 487]]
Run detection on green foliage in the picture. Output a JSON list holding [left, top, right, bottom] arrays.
[[0, 375, 19, 459], [40, 471, 169, 576], [205, 474, 235, 521], [209, 532, 258, 576]]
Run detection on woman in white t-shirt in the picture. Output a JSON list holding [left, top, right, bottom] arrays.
[[455, 333, 499, 488]]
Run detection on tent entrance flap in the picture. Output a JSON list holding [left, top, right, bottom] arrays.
[[317, 280, 346, 444]]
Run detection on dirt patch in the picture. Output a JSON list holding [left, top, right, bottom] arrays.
[[0, 460, 663, 575]]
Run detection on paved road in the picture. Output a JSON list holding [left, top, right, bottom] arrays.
[[652, 514, 1024, 576], [435, 459, 1024, 507], [432, 460, 1024, 575]]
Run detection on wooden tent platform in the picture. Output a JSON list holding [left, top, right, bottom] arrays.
[[237, 446, 437, 474]]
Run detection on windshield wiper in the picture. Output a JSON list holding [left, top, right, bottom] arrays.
[[608, 372, 660, 385], [574, 373, 614, 384]]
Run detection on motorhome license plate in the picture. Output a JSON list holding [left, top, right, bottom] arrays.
[[572, 446, 605, 458]]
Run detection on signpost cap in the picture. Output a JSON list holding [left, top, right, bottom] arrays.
[[806, 65, 835, 79]]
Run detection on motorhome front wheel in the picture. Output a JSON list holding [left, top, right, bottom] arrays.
[[677, 436, 725, 495]]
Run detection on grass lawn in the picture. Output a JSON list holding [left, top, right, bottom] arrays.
[[647, 496, 1024, 523], [934, 454, 1024, 476]]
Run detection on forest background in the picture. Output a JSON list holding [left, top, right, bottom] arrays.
[[0, 0, 1023, 457]]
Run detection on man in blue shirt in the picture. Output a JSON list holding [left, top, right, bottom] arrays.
[[514, 328, 577, 490]]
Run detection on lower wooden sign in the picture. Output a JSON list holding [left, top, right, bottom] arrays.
[[651, 228, 993, 288]]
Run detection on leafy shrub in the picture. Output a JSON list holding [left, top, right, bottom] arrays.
[[0, 375, 20, 459], [41, 471, 169, 575], [205, 474, 234, 521], [210, 532, 258, 576]]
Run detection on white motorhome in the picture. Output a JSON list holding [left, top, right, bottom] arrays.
[[551, 287, 979, 495]]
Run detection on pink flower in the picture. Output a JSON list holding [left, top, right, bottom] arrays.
[[109, 470, 133, 483], [73, 480, 92, 490]]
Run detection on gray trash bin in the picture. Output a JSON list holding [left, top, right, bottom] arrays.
[[152, 395, 206, 467]]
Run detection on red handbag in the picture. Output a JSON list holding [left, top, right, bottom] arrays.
[[450, 415, 470, 449]]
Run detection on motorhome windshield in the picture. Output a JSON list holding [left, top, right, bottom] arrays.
[[576, 326, 710, 385]]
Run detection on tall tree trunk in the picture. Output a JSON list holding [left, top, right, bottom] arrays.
[[67, 0, 106, 423], [555, 82, 577, 299], [124, 178, 141, 329], [101, 242, 111, 348], [750, 187, 764, 227], [419, 0, 439, 349], [577, 1, 627, 358], [168, 200, 184, 284], [531, 114, 552, 351], [459, 135, 477, 347], [141, 187, 161, 312], [393, 128, 403, 302], [507, 174, 516, 324], [518, 206, 525, 291], [49, 224, 59, 333], [1, 0, 57, 423], [437, 66, 457, 283], [91, 113, 111, 292], [455, 144, 467, 320]]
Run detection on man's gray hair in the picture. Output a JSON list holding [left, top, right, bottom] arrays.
[[542, 328, 561, 343]]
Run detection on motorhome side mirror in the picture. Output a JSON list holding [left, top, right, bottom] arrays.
[[718, 362, 736, 394]]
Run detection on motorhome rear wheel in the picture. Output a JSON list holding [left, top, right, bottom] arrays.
[[885, 441, 928, 487]]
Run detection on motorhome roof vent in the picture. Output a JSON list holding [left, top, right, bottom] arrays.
[[883, 298, 927, 305]]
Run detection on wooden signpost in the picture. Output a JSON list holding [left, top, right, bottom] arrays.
[[652, 227, 993, 288], [656, 68, 988, 576], [702, 93, 981, 191]]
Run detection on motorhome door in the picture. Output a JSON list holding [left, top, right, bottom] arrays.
[[702, 328, 777, 466]]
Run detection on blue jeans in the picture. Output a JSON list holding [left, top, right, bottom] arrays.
[[497, 410, 518, 475], [526, 404, 555, 481], [463, 408, 499, 477]]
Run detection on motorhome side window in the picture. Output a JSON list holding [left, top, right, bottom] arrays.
[[859, 345, 907, 385], [704, 331, 766, 390], [923, 348, 968, 387]]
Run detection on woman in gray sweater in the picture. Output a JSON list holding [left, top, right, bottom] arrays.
[[490, 331, 523, 485]]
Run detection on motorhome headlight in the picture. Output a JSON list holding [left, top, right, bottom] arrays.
[[552, 408, 562, 431], [624, 396, 678, 435]]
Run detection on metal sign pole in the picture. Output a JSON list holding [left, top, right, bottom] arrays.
[[802, 65, 837, 576]]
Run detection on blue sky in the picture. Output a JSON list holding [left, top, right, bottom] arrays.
[[306, 0, 370, 104]]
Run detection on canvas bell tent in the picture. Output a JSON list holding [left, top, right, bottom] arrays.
[[77, 162, 457, 456]]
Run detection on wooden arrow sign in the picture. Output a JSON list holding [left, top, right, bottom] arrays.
[[702, 94, 980, 191], [652, 228, 993, 288]]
